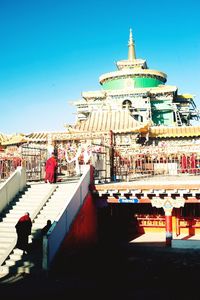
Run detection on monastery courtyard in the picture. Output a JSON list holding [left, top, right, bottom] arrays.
[[1, 239, 200, 300]]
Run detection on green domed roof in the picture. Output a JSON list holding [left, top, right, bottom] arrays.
[[99, 29, 167, 91]]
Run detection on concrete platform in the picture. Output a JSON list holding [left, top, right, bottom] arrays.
[[172, 234, 200, 249], [95, 174, 200, 190], [129, 232, 200, 249]]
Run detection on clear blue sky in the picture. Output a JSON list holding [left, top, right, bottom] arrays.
[[0, 0, 200, 134]]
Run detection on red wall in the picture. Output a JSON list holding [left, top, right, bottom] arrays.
[[60, 192, 98, 252]]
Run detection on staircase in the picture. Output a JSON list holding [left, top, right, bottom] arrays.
[[31, 180, 78, 236], [0, 179, 79, 278], [0, 183, 57, 276]]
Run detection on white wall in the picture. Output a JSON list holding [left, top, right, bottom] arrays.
[[0, 166, 27, 213], [42, 165, 91, 271]]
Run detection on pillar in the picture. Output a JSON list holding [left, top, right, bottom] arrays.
[[151, 197, 185, 247], [165, 214, 173, 246]]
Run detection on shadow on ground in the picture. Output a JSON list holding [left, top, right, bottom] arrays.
[[1, 240, 200, 300]]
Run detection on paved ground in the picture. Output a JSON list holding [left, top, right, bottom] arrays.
[[1, 238, 200, 300]]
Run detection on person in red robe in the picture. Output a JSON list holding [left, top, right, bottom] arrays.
[[45, 153, 58, 183], [15, 212, 32, 254], [180, 154, 188, 173], [189, 153, 196, 174]]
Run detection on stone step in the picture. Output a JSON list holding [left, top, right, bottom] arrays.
[[46, 203, 65, 208], [0, 237, 14, 242], [17, 196, 49, 201], [0, 227, 16, 233], [13, 202, 44, 207], [2, 218, 21, 223], [1, 260, 36, 276], [34, 210, 62, 218], [9, 253, 23, 261], [13, 248, 24, 255], [2, 217, 19, 222], [17, 262, 35, 274], [0, 240, 13, 247], [5, 259, 16, 267], [24, 189, 54, 193], [0, 265, 9, 277], [0, 223, 17, 228], [32, 222, 49, 228], [6, 211, 30, 216], [0, 232, 16, 237]]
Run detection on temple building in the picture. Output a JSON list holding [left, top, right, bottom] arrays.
[[73, 28, 200, 137], [1, 29, 200, 178], [1, 29, 200, 245], [57, 28, 200, 170]]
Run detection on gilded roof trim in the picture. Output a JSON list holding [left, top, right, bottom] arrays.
[[0, 133, 10, 144], [149, 126, 200, 138]]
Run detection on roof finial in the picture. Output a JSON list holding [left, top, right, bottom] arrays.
[[128, 28, 136, 61]]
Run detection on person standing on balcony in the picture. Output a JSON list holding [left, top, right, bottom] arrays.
[[15, 212, 32, 254], [45, 152, 58, 183]]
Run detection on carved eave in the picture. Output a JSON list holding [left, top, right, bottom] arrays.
[[93, 181, 200, 204], [150, 85, 177, 95], [116, 59, 147, 70], [82, 91, 106, 100]]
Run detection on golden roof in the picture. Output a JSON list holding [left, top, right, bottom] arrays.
[[2, 133, 27, 145], [177, 94, 193, 99], [0, 133, 10, 144], [149, 126, 200, 138], [72, 110, 149, 133]]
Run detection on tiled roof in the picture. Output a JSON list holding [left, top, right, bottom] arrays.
[[26, 132, 72, 142], [27, 132, 48, 141], [2, 131, 70, 145], [73, 110, 148, 133], [0, 133, 10, 144], [2, 134, 27, 145], [149, 126, 200, 138]]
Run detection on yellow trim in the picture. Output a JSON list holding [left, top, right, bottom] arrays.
[[178, 94, 193, 99], [149, 126, 200, 138]]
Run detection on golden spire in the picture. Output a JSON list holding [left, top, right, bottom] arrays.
[[128, 28, 136, 61]]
